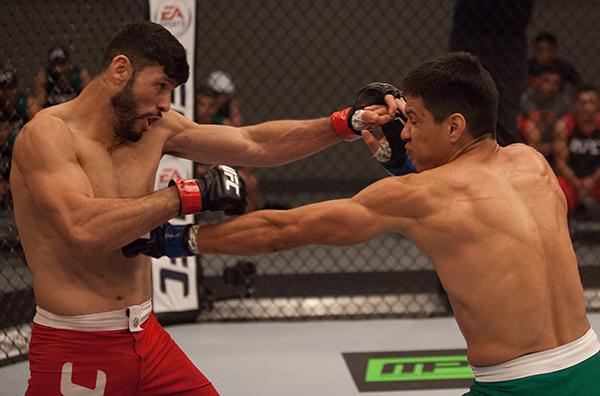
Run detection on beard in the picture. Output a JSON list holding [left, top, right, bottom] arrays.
[[110, 78, 143, 143]]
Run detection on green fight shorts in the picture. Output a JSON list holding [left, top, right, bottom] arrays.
[[463, 351, 600, 395]]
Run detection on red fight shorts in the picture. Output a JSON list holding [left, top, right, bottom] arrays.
[[26, 300, 219, 395]]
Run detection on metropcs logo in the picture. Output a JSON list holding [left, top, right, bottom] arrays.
[[153, 0, 192, 37], [343, 349, 474, 392]]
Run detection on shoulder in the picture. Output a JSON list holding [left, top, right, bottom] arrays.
[[22, 109, 72, 139], [353, 172, 441, 219], [503, 142, 542, 157], [502, 143, 551, 173], [13, 110, 74, 159]]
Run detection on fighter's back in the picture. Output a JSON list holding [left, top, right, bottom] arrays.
[[405, 142, 590, 366]]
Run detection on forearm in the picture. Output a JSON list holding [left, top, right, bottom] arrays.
[[195, 199, 375, 256], [242, 118, 341, 166], [195, 210, 307, 256], [62, 187, 180, 252]]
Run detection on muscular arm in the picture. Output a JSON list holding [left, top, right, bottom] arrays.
[[195, 175, 429, 256], [162, 111, 341, 167], [12, 115, 180, 253]]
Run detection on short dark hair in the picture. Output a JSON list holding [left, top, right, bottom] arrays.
[[534, 32, 557, 47], [102, 22, 189, 86], [402, 52, 498, 139], [196, 84, 217, 98], [579, 84, 597, 96]]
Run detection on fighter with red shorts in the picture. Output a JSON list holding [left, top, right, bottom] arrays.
[[27, 301, 217, 395], [10, 22, 398, 395]]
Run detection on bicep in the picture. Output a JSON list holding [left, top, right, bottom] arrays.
[[285, 199, 386, 247], [287, 178, 426, 246], [163, 112, 258, 165]]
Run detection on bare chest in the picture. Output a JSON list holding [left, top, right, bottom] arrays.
[[77, 140, 164, 198]]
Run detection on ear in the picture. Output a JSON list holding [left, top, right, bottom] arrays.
[[447, 113, 466, 143], [109, 55, 133, 85]]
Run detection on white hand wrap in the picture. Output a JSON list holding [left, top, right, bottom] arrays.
[[187, 225, 200, 254], [372, 140, 392, 162]]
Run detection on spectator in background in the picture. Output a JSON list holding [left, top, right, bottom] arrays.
[[206, 70, 243, 126], [32, 46, 91, 108], [555, 86, 600, 217], [195, 85, 218, 124], [195, 77, 267, 211], [0, 69, 36, 128], [519, 65, 571, 167], [450, 0, 533, 146], [528, 32, 581, 95], [0, 119, 14, 208], [0, 69, 36, 208]]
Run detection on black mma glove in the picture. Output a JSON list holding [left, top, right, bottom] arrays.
[[377, 112, 416, 176], [330, 82, 403, 141], [121, 223, 198, 258], [170, 165, 247, 215]]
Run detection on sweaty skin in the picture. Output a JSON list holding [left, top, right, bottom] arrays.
[[10, 61, 385, 316], [194, 96, 590, 367]]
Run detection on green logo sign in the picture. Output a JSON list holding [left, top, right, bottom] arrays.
[[366, 355, 473, 382], [343, 349, 474, 392]]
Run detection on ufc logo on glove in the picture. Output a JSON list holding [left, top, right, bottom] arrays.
[[219, 165, 241, 195]]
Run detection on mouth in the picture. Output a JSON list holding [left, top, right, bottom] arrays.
[[144, 115, 162, 129]]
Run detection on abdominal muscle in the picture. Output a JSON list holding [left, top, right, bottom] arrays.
[[27, 244, 152, 316]]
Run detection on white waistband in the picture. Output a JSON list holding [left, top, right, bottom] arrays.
[[33, 300, 152, 333], [471, 327, 600, 382]]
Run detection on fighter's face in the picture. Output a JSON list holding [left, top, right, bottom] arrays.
[[110, 65, 175, 142], [401, 96, 452, 172]]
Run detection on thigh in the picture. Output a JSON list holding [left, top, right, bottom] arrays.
[[136, 315, 219, 396], [26, 323, 140, 396]]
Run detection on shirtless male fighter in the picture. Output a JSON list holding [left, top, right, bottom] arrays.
[[10, 22, 397, 395], [147, 52, 600, 395]]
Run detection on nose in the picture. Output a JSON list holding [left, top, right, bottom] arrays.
[[400, 122, 410, 141], [157, 93, 171, 113]]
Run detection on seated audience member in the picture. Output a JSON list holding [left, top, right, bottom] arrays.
[[195, 85, 218, 124], [554, 86, 600, 216], [528, 32, 580, 95], [32, 46, 91, 108], [0, 119, 14, 208], [519, 65, 571, 167], [0, 69, 36, 207], [206, 70, 243, 126]]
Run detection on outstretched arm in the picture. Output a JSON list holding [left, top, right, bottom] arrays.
[[195, 175, 428, 256], [164, 112, 387, 168], [162, 84, 403, 167]]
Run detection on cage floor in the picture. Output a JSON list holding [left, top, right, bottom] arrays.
[[2, 313, 600, 396]]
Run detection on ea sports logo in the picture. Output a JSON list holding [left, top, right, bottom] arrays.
[[159, 167, 184, 187], [154, 0, 192, 37]]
